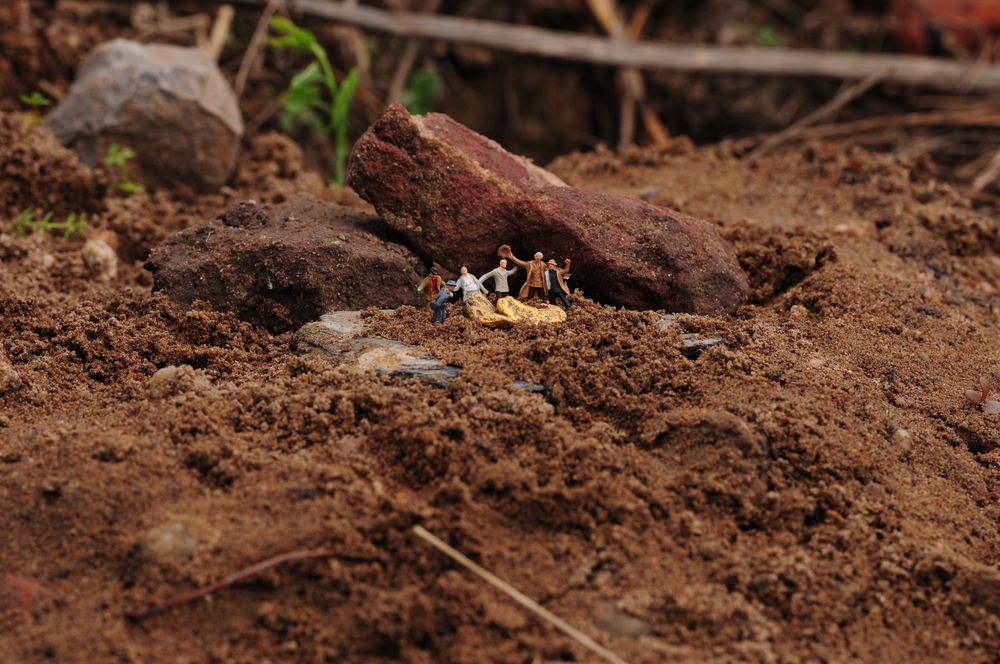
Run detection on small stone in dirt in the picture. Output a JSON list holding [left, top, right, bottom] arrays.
[[44, 39, 243, 191], [147, 194, 424, 333], [347, 104, 748, 314], [141, 518, 220, 562], [299, 316, 460, 387], [82, 237, 118, 283], [0, 352, 20, 395], [147, 365, 210, 399], [892, 428, 913, 449], [593, 602, 652, 638]]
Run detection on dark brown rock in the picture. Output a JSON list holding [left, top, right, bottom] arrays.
[[43, 39, 243, 191], [146, 193, 424, 332], [347, 104, 749, 314]]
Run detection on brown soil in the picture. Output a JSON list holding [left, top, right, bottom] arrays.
[[4, 96, 1000, 662]]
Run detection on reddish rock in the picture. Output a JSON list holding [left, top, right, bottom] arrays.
[[146, 194, 423, 332], [347, 104, 748, 315]]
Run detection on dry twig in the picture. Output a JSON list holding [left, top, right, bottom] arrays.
[[386, 0, 442, 105], [412, 525, 630, 664], [972, 148, 1000, 191], [220, 0, 1000, 92], [746, 69, 887, 160], [207, 5, 235, 60], [733, 107, 1000, 154], [126, 547, 366, 620], [234, 0, 284, 98]]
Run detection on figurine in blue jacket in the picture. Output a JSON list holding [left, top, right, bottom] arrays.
[[430, 280, 458, 324]]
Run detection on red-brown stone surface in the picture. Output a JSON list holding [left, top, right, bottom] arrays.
[[347, 104, 749, 314]]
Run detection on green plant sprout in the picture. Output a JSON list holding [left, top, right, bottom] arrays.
[[19, 91, 52, 130], [102, 143, 145, 195], [269, 16, 360, 186], [402, 68, 441, 116], [12, 209, 87, 240]]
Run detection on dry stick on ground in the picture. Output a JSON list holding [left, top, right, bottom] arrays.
[[207, 5, 235, 60], [745, 69, 888, 160], [586, 0, 644, 151], [386, 0, 442, 106], [126, 547, 354, 620], [234, 0, 284, 98], [972, 148, 1000, 191], [221, 0, 1000, 92], [412, 525, 631, 664], [731, 108, 1000, 154]]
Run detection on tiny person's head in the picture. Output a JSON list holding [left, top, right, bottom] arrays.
[[499, 259, 507, 268], [445, 280, 457, 290], [460, 266, 468, 275], [547, 259, 556, 267], [534, 252, 543, 261], [429, 266, 439, 275]]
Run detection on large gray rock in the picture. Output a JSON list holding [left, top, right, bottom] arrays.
[[44, 39, 243, 191]]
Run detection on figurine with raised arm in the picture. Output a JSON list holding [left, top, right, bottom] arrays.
[[456, 266, 487, 303], [544, 258, 572, 308], [416, 266, 443, 302], [498, 245, 547, 302], [478, 259, 518, 301], [430, 279, 458, 323]]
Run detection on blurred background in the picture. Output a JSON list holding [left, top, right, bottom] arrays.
[[4, 0, 1000, 206]]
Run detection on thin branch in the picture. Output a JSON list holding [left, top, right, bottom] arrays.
[[234, 0, 284, 98], [412, 525, 630, 664], [219, 0, 1000, 92], [734, 108, 1000, 154], [206, 5, 234, 60], [972, 148, 1000, 191], [126, 547, 370, 620], [387, 0, 442, 105], [746, 68, 887, 160]]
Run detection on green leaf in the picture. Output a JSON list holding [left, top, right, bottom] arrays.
[[268, 16, 317, 53], [285, 62, 326, 111], [755, 25, 782, 48], [20, 91, 52, 108], [103, 143, 136, 168], [402, 68, 441, 116], [332, 68, 360, 186], [117, 181, 145, 196], [331, 67, 359, 130]]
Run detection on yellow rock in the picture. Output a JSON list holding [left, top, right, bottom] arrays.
[[466, 292, 516, 328], [465, 292, 566, 327], [496, 296, 566, 325]]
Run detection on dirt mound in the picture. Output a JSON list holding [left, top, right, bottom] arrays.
[[0, 114, 108, 218], [4, 127, 1000, 663]]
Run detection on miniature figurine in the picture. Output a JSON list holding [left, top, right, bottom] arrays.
[[544, 258, 572, 308], [479, 259, 518, 301], [456, 266, 487, 303], [416, 266, 443, 302], [430, 279, 458, 324], [499, 246, 547, 301]]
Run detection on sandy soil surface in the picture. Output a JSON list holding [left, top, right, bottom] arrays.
[[2, 100, 1000, 662]]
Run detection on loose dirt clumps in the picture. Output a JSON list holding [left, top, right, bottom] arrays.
[[4, 114, 1000, 663]]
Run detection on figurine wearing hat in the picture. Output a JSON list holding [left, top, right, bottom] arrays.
[[544, 258, 572, 308], [498, 245, 548, 302], [416, 266, 443, 302], [430, 279, 458, 324]]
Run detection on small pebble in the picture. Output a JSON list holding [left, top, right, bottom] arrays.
[[892, 428, 912, 450]]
